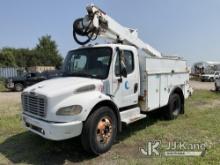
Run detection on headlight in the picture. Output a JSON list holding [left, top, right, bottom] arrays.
[[56, 105, 82, 116]]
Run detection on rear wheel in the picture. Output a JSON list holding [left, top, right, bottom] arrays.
[[165, 94, 182, 120], [81, 106, 117, 155], [14, 83, 24, 92]]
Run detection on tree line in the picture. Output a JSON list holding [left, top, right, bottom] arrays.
[[0, 35, 63, 68]]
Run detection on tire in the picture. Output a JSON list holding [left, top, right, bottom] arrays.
[[165, 94, 182, 120], [81, 106, 117, 155], [210, 78, 214, 82], [14, 83, 24, 92]]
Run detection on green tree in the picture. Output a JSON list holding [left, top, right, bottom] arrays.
[[14, 48, 32, 67], [0, 48, 16, 67], [0, 35, 63, 68], [35, 35, 63, 68]]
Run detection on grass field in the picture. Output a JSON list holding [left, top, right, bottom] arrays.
[[0, 80, 6, 92], [0, 90, 220, 164]]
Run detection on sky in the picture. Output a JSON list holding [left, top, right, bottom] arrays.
[[0, 0, 220, 65]]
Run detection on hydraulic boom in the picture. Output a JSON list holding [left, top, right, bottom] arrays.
[[73, 4, 162, 58]]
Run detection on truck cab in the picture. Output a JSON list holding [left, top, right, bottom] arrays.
[[62, 44, 140, 110]]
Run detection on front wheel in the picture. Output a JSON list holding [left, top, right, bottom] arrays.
[[14, 83, 24, 92], [81, 106, 117, 155], [165, 94, 182, 120]]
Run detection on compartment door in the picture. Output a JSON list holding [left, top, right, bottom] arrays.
[[147, 75, 160, 110], [160, 75, 169, 107]]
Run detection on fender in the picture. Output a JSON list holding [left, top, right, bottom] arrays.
[[50, 90, 121, 129]]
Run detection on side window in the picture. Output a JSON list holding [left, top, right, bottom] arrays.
[[114, 50, 134, 76], [124, 51, 134, 74]]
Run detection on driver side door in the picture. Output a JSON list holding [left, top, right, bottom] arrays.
[[112, 49, 139, 108]]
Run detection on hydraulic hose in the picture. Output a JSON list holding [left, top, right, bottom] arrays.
[[72, 17, 97, 45]]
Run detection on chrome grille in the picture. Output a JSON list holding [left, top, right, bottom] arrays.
[[22, 93, 47, 118]]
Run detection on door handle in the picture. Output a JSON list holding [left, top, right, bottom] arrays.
[[134, 83, 138, 93]]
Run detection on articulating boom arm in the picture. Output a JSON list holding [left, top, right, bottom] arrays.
[[73, 4, 162, 58]]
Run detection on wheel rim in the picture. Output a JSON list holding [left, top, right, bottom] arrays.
[[96, 116, 113, 145], [173, 99, 181, 116]]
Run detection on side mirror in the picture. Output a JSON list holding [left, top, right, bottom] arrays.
[[121, 63, 127, 78]]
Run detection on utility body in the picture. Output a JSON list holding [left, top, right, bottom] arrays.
[[21, 4, 191, 154]]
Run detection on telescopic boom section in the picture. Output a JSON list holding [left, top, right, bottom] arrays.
[[73, 4, 162, 58]]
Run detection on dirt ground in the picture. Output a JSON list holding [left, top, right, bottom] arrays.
[[0, 92, 21, 104], [190, 80, 215, 90]]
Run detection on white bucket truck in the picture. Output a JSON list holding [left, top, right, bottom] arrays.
[[21, 5, 191, 155]]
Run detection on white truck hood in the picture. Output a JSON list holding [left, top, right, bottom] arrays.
[[23, 77, 102, 97]]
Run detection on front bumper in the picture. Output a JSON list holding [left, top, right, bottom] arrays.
[[22, 114, 83, 141]]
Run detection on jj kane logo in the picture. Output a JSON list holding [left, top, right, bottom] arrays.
[[139, 140, 207, 157]]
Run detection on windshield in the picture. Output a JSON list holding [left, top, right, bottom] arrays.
[[63, 47, 112, 79]]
